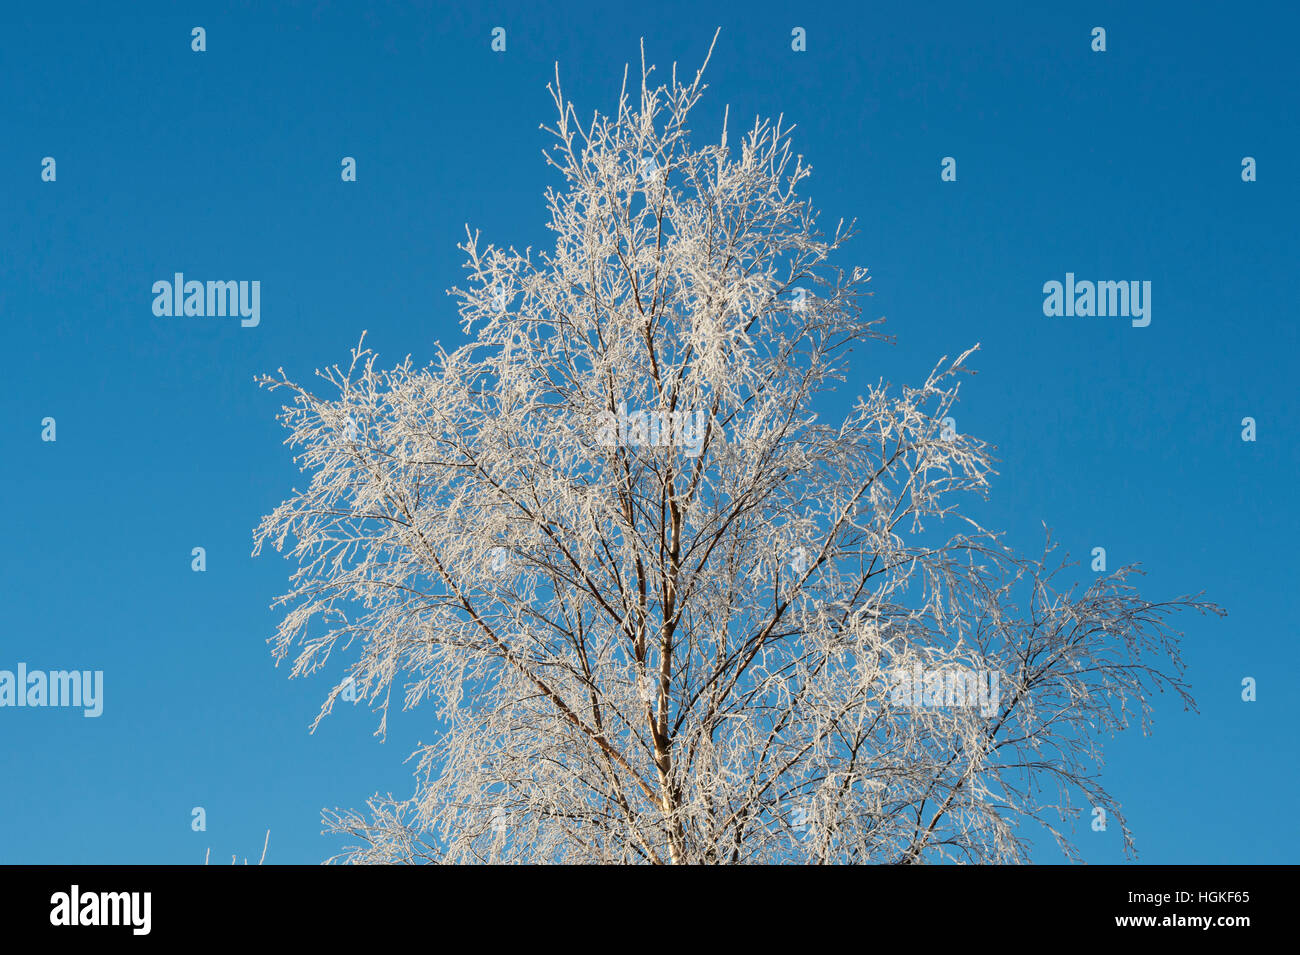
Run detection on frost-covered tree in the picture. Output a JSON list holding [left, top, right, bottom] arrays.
[[254, 36, 1222, 864]]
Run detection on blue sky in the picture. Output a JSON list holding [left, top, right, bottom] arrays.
[[1, 0, 1295, 864]]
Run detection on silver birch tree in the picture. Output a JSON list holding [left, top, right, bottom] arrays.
[[255, 36, 1222, 864]]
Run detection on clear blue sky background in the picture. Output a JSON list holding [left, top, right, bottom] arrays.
[[2, 0, 1295, 864]]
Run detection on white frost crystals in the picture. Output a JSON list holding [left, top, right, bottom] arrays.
[[254, 33, 1222, 864]]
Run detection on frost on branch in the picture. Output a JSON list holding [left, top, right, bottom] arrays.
[[254, 34, 1222, 864]]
